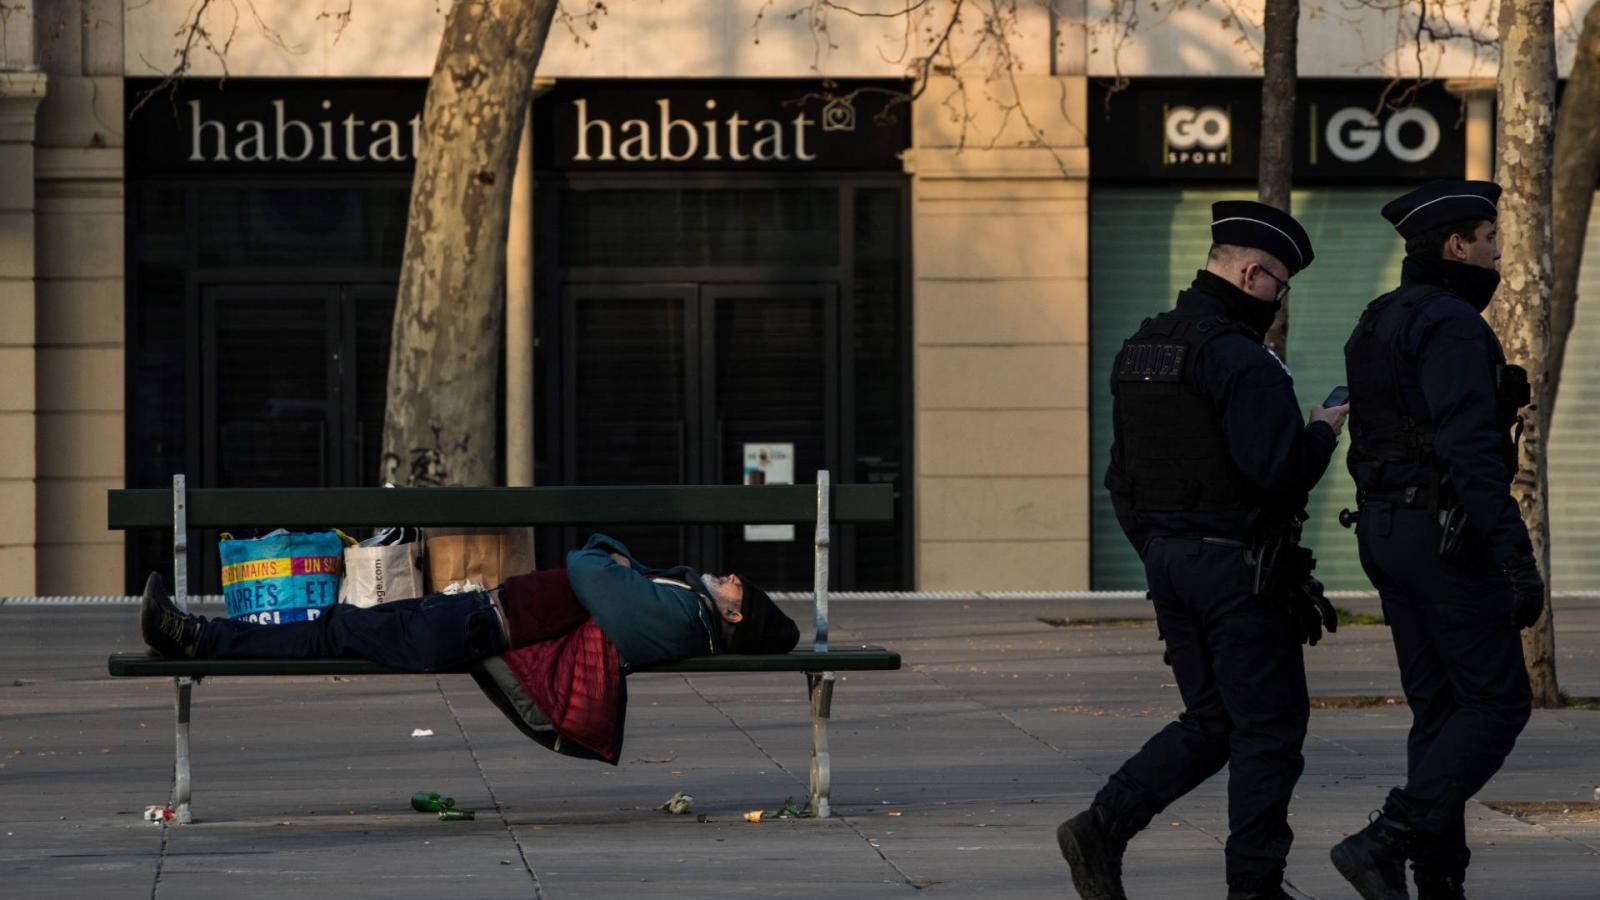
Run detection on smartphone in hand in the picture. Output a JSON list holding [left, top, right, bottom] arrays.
[[1323, 385, 1350, 408]]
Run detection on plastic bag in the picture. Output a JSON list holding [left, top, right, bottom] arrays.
[[219, 529, 345, 623]]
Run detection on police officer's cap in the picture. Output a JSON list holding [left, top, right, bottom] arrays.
[[1210, 201, 1314, 276], [1381, 180, 1500, 239]]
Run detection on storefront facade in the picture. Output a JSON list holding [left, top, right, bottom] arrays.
[[1086, 77, 1600, 591], [10, 1, 1595, 596], [4, 0, 1092, 594]]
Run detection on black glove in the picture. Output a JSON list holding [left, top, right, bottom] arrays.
[[1503, 554, 1546, 629], [1293, 576, 1339, 647]]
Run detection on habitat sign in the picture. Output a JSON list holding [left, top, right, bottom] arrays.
[[126, 78, 427, 174], [533, 79, 911, 171]]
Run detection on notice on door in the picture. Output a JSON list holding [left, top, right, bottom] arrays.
[[743, 443, 795, 542]]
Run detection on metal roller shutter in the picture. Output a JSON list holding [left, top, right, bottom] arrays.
[[1548, 195, 1600, 590]]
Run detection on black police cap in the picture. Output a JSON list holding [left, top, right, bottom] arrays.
[[1210, 200, 1314, 276], [1381, 180, 1500, 239]]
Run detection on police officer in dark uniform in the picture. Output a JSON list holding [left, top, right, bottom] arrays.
[[1330, 181, 1540, 900], [1058, 201, 1349, 900]]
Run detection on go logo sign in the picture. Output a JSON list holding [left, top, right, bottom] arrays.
[[1165, 106, 1231, 164], [1324, 106, 1440, 164], [1166, 105, 1230, 150]]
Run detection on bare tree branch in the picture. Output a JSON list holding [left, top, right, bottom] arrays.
[[751, 0, 1078, 172], [316, 0, 357, 45], [553, 0, 609, 48], [129, 0, 313, 118]]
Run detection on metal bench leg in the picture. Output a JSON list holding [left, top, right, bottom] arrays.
[[807, 671, 835, 818], [171, 475, 194, 824], [174, 676, 194, 824]]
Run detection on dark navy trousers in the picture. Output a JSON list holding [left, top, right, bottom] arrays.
[[195, 591, 509, 672], [1093, 536, 1309, 890], [1357, 504, 1531, 877]]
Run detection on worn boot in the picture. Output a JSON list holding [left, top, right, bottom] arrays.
[[1056, 805, 1129, 900], [1413, 870, 1466, 900], [140, 573, 201, 658], [1330, 812, 1415, 900]]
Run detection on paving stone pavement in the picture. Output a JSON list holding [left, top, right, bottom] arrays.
[[2, 597, 1596, 898]]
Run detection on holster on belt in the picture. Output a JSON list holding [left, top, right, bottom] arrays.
[[1356, 477, 1470, 561], [1250, 512, 1314, 599]]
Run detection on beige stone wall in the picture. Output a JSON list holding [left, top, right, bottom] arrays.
[[33, 0, 124, 594], [0, 70, 46, 594], [909, 74, 1091, 591]]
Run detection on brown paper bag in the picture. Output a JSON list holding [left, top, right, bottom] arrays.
[[424, 527, 536, 592]]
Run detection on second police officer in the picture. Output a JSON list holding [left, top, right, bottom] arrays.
[[1331, 181, 1541, 900], [1058, 201, 1349, 900]]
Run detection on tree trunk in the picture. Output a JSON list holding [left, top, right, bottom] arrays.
[[1547, 1, 1600, 418], [1490, 0, 1560, 708], [381, 0, 560, 488], [1258, 0, 1298, 360]]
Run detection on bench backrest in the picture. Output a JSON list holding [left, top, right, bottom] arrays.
[[107, 484, 895, 529]]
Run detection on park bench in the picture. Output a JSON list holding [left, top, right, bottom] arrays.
[[106, 472, 900, 824]]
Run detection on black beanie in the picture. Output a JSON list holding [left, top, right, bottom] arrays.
[[727, 581, 800, 654]]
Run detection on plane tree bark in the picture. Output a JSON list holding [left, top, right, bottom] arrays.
[[380, 0, 560, 488], [1489, 0, 1560, 707]]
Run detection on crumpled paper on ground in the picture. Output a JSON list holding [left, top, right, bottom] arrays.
[[659, 791, 694, 815], [143, 805, 174, 824]]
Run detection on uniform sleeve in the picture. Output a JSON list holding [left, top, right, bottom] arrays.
[[1203, 336, 1337, 501], [1103, 375, 1152, 555], [1411, 307, 1533, 563]]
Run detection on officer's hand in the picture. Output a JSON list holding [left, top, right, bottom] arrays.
[[608, 552, 632, 569], [1310, 403, 1351, 436], [1503, 554, 1546, 629], [1295, 576, 1338, 647]]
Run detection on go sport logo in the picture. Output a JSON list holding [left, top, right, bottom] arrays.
[[1164, 105, 1232, 165], [1162, 101, 1443, 168]]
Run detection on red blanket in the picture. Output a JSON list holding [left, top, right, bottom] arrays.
[[484, 569, 624, 762]]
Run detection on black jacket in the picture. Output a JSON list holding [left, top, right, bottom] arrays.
[[1345, 256, 1533, 564], [1106, 272, 1337, 550]]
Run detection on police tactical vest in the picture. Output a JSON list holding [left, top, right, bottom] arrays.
[[1113, 310, 1259, 513], [1344, 284, 1447, 470], [1345, 284, 1526, 480]]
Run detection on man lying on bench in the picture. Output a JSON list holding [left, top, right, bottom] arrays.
[[139, 534, 800, 763]]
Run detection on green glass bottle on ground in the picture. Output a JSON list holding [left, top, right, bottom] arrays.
[[410, 791, 455, 813]]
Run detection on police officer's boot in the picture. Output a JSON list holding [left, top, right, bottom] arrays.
[[140, 573, 202, 659], [1413, 869, 1466, 900], [1330, 812, 1414, 900], [1056, 805, 1129, 900]]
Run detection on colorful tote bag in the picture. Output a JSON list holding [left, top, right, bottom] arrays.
[[219, 529, 345, 623]]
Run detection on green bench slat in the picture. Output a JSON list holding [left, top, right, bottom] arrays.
[[107, 648, 900, 678], [108, 485, 895, 530]]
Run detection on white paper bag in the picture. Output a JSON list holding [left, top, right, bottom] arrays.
[[340, 540, 425, 608]]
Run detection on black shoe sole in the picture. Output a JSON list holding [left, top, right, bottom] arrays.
[[1330, 840, 1409, 900], [1056, 820, 1128, 900]]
